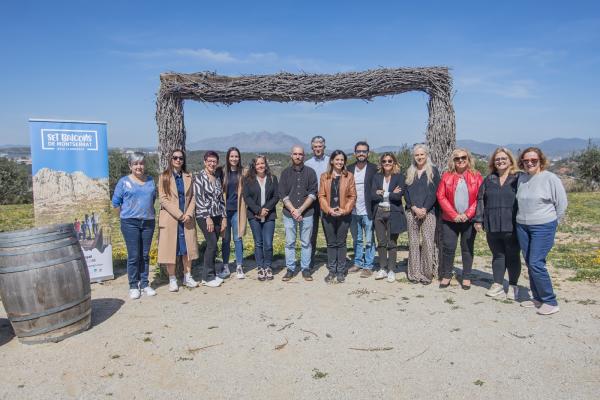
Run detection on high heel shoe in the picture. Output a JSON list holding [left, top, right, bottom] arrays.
[[439, 279, 451, 289]]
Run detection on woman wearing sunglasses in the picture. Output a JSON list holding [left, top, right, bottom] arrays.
[[371, 152, 407, 283], [515, 147, 567, 315], [157, 149, 199, 292], [437, 148, 483, 289], [474, 148, 521, 300]]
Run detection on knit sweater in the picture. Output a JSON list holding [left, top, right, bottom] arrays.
[[516, 171, 568, 225]]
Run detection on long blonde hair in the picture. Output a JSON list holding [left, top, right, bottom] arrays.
[[447, 148, 476, 173], [405, 144, 435, 185]]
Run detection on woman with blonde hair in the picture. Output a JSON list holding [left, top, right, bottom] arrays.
[[157, 149, 199, 292], [371, 152, 407, 283], [436, 148, 483, 289], [404, 144, 440, 284], [474, 147, 521, 300], [318, 150, 357, 283]]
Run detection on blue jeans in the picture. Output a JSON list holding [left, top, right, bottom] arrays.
[[222, 210, 244, 266], [283, 214, 313, 272], [516, 220, 558, 306], [120, 218, 155, 290], [350, 214, 375, 269], [249, 218, 275, 268]]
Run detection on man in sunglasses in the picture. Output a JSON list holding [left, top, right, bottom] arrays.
[[347, 141, 378, 277]]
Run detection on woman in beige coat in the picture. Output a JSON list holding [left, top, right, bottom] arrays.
[[158, 149, 199, 292]]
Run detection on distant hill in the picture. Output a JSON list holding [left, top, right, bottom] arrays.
[[187, 131, 308, 153], [457, 137, 600, 159]]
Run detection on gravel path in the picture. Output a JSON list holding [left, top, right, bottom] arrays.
[[1, 257, 599, 399]]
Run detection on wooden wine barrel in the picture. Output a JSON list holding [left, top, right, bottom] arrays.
[[0, 224, 91, 344]]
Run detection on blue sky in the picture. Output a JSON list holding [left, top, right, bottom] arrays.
[[1, 1, 599, 149]]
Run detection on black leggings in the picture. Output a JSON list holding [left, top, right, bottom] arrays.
[[440, 220, 476, 280], [486, 231, 521, 285], [197, 216, 223, 282], [322, 214, 351, 275]]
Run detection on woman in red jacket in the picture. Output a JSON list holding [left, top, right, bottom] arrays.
[[436, 148, 483, 289]]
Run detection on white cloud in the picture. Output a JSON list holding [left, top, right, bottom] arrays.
[[456, 70, 537, 99], [115, 47, 354, 73]]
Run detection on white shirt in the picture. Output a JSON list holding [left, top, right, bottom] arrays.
[[352, 164, 367, 215], [379, 178, 391, 208], [305, 155, 330, 190]]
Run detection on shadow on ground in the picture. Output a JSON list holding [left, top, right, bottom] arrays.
[[91, 298, 125, 328], [0, 317, 14, 346]]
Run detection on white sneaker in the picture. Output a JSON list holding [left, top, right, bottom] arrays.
[[375, 269, 387, 280], [218, 264, 231, 279], [520, 299, 542, 308], [184, 275, 199, 288], [506, 285, 519, 301], [386, 271, 396, 283], [486, 283, 505, 297], [168, 279, 179, 292], [202, 279, 221, 288], [129, 289, 141, 300], [142, 286, 157, 296], [214, 276, 224, 284], [236, 266, 245, 279], [537, 303, 560, 315]]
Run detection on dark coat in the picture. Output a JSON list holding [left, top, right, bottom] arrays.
[[371, 172, 407, 234], [347, 162, 378, 219], [243, 175, 279, 221], [474, 172, 521, 232]]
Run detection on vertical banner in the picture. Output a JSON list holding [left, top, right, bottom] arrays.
[[29, 119, 114, 282]]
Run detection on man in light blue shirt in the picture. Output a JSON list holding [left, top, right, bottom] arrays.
[[304, 135, 330, 268]]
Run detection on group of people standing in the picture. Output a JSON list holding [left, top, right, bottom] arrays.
[[111, 136, 567, 316]]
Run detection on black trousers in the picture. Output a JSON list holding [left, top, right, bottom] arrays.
[[373, 208, 399, 272], [310, 202, 324, 268], [322, 214, 351, 275], [486, 231, 521, 285], [440, 220, 476, 280], [197, 216, 223, 282]]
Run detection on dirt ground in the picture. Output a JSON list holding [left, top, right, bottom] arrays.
[[1, 253, 599, 400]]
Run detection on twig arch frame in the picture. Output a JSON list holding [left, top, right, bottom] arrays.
[[156, 67, 456, 169]]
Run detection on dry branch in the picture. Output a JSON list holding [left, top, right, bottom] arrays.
[[156, 67, 456, 169]]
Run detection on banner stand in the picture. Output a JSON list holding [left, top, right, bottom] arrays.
[[29, 119, 114, 282]]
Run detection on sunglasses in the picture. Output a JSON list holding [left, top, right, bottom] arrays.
[[522, 158, 539, 165], [172, 156, 184, 161], [382, 159, 394, 164], [355, 150, 368, 154], [453, 156, 468, 162]]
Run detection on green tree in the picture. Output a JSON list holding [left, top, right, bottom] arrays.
[[108, 151, 130, 197], [577, 144, 600, 187], [0, 158, 32, 204], [396, 144, 412, 173]]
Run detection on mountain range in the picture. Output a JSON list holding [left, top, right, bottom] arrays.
[[187, 131, 309, 153], [3, 133, 598, 159]]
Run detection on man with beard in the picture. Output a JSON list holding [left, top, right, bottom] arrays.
[[347, 141, 378, 277]]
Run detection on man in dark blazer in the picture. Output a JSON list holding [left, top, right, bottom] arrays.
[[347, 141, 378, 277]]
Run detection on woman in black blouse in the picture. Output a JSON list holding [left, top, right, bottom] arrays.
[[474, 147, 522, 300], [194, 151, 227, 288], [404, 144, 440, 284], [243, 155, 279, 281]]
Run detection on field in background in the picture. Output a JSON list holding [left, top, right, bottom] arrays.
[[1, 192, 598, 281]]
